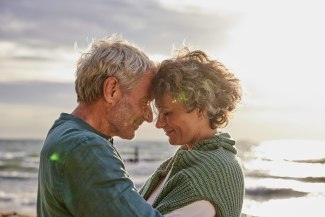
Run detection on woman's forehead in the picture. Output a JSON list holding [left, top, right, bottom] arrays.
[[155, 94, 184, 108]]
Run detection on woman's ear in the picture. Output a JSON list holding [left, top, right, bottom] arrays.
[[196, 108, 209, 119], [103, 77, 122, 105]]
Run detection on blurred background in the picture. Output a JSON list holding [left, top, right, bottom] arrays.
[[0, 0, 324, 216]]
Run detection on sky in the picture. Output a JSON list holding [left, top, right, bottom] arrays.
[[1, 0, 325, 143]]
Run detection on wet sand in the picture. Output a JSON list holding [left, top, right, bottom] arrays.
[[0, 210, 33, 217]]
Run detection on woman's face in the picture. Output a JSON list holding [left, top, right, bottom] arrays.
[[155, 94, 212, 147]]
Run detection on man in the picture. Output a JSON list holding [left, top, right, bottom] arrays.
[[37, 36, 163, 217]]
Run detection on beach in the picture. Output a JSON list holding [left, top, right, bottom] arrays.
[[1, 138, 324, 217]]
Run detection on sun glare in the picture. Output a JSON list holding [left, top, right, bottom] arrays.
[[244, 196, 324, 217], [256, 140, 325, 161]]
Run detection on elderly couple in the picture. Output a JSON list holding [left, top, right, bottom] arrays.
[[37, 35, 244, 217]]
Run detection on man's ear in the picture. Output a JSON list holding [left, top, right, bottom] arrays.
[[103, 77, 122, 104]]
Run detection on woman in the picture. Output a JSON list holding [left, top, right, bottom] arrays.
[[140, 48, 244, 217]]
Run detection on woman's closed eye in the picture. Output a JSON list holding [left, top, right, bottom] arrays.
[[162, 109, 173, 117], [157, 111, 170, 120]]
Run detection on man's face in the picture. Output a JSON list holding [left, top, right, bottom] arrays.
[[109, 72, 154, 139]]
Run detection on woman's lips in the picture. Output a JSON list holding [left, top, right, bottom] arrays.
[[164, 129, 174, 136]]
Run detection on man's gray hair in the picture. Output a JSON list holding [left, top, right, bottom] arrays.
[[75, 35, 155, 104]]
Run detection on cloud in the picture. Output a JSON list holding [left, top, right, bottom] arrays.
[[0, 81, 77, 139], [0, 81, 76, 108], [0, 0, 240, 54]]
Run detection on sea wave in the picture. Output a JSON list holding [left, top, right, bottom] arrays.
[[0, 191, 14, 203], [0, 158, 39, 172], [245, 171, 325, 183], [0, 171, 37, 180], [0, 152, 25, 160], [289, 158, 325, 164], [245, 187, 308, 201]]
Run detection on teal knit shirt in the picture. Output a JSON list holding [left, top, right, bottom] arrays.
[[140, 133, 244, 217]]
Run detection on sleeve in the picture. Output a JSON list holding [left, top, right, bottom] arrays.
[[62, 141, 163, 217], [164, 200, 216, 217]]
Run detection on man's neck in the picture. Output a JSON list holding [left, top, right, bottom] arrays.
[[72, 101, 114, 137]]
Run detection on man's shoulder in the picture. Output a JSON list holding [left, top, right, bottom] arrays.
[[42, 117, 112, 160]]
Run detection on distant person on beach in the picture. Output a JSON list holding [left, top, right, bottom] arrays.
[[37, 36, 164, 217], [140, 47, 245, 217]]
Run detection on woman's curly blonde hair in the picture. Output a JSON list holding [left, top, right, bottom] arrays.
[[153, 47, 242, 129]]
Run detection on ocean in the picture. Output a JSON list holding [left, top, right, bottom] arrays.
[[0, 138, 324, 217]]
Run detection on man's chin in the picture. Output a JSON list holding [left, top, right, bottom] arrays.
[[120, 132, 136, 140]]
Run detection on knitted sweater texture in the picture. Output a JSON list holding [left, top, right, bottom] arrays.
[[140, 133, 244, 217]]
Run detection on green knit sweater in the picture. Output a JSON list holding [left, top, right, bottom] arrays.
[[140, 133, 244, 217]]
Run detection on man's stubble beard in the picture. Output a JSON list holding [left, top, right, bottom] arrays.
[[109, 96, 137, 140]]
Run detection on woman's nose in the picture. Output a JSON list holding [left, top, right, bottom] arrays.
[[155, 114, 166, 128]]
